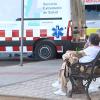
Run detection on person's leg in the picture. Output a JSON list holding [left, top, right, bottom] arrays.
[[52, 61, 67, 89], [54, 61, 69, 96]]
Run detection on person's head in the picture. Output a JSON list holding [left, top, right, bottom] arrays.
[[89, 33, 100, 46], [96, 29, 100, 38]]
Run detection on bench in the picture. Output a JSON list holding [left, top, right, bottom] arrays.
[[68, 51, 100, 100]]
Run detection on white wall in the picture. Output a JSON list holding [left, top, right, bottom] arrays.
[[0, 0, 21, 21]]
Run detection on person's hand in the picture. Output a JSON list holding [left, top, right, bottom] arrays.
[[62, 54, 67, 61]]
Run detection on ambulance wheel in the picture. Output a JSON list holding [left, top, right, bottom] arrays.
[[34, 41, 56, 60]]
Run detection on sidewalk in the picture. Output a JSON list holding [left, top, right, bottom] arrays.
[[0, 59, 99, 100], [0, 95, 46, 100]]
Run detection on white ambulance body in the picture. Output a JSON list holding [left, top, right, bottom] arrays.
[[0, 0, 85, 60]]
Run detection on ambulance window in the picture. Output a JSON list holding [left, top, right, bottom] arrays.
[[85, 5, 100, 20]]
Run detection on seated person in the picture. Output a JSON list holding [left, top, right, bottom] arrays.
[[84, 29, 100, 48], [52, 33, 100, 96]]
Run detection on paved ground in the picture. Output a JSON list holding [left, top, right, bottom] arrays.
[[0, 95, 46, 100], [0, 59, 59, 87], [0, 59, 99, 100]]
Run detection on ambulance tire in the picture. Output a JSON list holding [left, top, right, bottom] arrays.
[[34, 41, 56, 60]]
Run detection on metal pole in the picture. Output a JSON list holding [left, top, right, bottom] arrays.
[[20, 0, 24, 66]]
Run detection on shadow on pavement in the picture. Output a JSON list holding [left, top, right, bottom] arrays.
[[0, 58, 39, 67], [0, 95, 48, 100]]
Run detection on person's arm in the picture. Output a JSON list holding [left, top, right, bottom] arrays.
[[78, 50, 86, 57], [84, 39, 90, 49]]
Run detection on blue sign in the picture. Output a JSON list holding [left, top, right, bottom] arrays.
[[52, 25, 63, 38]]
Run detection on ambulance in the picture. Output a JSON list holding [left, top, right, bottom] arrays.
[[83, 0, 100, 35], [0, 0, 85, 60]]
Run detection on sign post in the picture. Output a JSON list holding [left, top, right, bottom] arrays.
[[20, 0, 24, 66]]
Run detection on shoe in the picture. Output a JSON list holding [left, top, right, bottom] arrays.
[[52, 81, 61, 89], [54, 89, 66, 96]]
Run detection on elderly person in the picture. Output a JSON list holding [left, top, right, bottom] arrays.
[[84, 29, 100, 48], [53, 33, 100, 96]]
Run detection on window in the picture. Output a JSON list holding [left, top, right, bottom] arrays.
[[85, 4, 100, 20]]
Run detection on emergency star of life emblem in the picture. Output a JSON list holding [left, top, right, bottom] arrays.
[[52, 25, 63, 38]]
